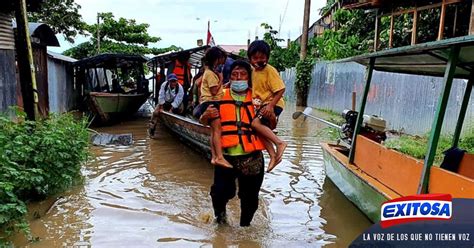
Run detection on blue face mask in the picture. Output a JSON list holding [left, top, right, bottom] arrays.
[[230, 80, 249, 93]]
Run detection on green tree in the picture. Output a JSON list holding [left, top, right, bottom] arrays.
[[260, 23, 300, 71], [309, 8, 374, 61], [63, 12, 178, 59], [29, 0, 86, 43]]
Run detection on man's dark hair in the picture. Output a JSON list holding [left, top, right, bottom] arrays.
[[247, 40, 271, 59], [230, 60, 253, 88], [204, 47, 227, 69]]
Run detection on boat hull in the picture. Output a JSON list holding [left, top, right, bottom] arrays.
[[89, 92, 149, 123], [321, 143, 389, 223], [158, 111, 211, 156]]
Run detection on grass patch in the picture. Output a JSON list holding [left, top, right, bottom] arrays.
[[315, 108, 345, 126], [385, 128, 474, 164]]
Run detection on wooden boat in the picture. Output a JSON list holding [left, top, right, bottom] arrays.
[[148, 46, 244, 153], [158, 111, 211, 156], [88, 92, 149, 123], [321, 36, 474, 222], [74, 53, 150, 124]]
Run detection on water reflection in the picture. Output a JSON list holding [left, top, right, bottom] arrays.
[[12, 105, 371, 247]]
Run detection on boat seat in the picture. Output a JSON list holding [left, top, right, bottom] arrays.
[[440, 147, 466, 173]]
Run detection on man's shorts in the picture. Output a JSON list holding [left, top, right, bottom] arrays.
[[256, 105, 283, 129]]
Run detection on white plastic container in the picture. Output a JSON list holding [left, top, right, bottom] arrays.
[[363, 115, 387, 132]]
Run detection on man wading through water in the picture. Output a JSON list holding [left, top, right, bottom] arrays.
[[201, 60, 266, 226]]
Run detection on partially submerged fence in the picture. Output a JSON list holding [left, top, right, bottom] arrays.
[[281, 61, 474, 135]]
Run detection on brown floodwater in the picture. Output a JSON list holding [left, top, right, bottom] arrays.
[[12, 105, 371, 247]]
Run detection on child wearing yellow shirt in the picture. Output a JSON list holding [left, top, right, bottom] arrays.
[[194, 47, 232, 169], [248, 40, 287, 172]]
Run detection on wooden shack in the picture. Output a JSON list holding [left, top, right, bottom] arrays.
[[14, 22, 59, 116], [0, 12, 16, 114], [341, 0, 474, 51]]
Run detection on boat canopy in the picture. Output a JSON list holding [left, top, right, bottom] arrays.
[[148, 46, 210, 68], [74, 53, 148, 69], [344, 35, 474, 79], [148, 45, 245, 68]]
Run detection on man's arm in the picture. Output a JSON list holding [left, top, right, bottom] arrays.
[[158, 83, 166, 105]]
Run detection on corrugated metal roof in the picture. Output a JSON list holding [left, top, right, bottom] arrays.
[[47, 50, 77, 63], [12, 22, 60, 46], [0, 13, 14, 50], [218, 45, 247, 54]]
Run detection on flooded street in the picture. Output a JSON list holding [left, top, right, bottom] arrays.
[[13, 106, 371, 247]]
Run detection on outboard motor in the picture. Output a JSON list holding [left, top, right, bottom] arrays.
[[341, 109, 387, 144]]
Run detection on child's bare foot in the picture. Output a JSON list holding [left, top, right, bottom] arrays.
[[214, 157, 233, 169], [211, 158, 216, 165], [276, 141, 288, 161], [267, 156, 277, 173]]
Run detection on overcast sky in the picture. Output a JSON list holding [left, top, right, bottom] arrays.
[[49, 0, 326, 53]]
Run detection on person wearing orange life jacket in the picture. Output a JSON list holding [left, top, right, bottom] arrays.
[[203, 60, 266, 227], [168, 51, 192, 111]]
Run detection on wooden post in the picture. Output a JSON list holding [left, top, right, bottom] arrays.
[[374, 11, 380, 51], [349, 58, 375, 164], [14, 0, 39, 120], [97, 13, 100, 54], [412, 9, 418, 45], [296, 0, 311, 107], [389, 14, 394, 48], [300, 0, 311, 60], [453, 5, 458, 37], [417, 46, 460, 194], [352, 92, 356, 111], [452, 75, 473, 147], [438, 0, 446, 40], [469, 0, 474, 35]]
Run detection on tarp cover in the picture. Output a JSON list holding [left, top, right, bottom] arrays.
[[91, 133, 133, 146]]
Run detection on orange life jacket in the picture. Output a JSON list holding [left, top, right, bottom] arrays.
[[219, 89, 265, 152], [172, 59, 191, 87]]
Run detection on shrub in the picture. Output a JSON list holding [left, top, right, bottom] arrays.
[[0, 112, 89, 240]]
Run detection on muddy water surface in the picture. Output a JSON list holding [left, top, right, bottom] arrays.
[[13, 106, 371, 247]]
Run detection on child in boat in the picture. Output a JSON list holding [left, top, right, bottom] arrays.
[[194, 47, 232, 168], [247, 40, 287, 172]]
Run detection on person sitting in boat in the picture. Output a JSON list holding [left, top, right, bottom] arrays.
[[168, 51, 192, 112], [111, 74, 125, 94], [201, 60, 266, 226], [158, 73, 184, 114], [148, 73, 184, 136], [193, 47, 232, 169]]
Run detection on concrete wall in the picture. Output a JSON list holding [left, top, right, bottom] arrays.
[[281, 61, 474, 135]]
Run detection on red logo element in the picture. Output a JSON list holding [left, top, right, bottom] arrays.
[[380, 194, 452, 228]]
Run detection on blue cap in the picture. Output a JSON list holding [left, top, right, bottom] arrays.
[[167, 73, 178, 81]]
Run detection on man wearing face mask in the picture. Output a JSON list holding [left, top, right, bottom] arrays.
[[204, 60, 266, 227]]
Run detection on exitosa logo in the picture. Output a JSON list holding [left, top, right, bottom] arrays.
[[380, 194, 452, 228]]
